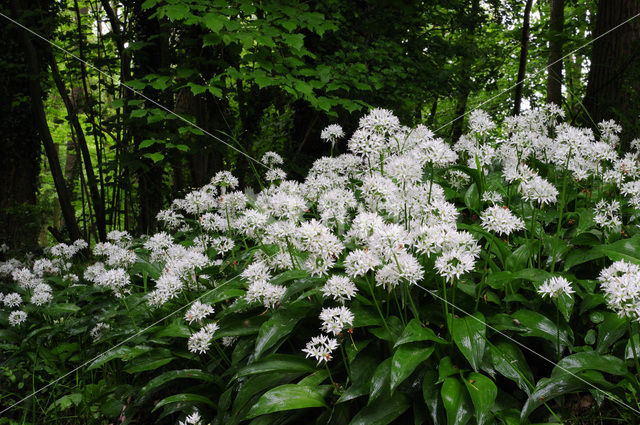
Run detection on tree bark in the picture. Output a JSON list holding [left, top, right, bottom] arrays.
[[513, 0, 534, 115], [11, 0, 83, 242], [583, 0, 640, 147], [546, 0, 564, 106]]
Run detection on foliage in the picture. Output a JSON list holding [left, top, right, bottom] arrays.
[[2, 107, 640, 424]]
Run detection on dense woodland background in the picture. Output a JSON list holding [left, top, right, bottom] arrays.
[[1, 0, 639, 250]]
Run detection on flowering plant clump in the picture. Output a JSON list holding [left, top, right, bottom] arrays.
[[2, 107, 640, 423]]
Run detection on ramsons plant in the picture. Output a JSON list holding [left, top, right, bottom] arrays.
[[2, 107, 640, 424]]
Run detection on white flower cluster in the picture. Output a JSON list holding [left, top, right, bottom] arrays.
[[480, 205, 525, 236], [187, 323, 219, 354], [537, 276, 575, 298], [599, 260, 640, 320], [302, 334, 339, 365], [593, 199, 621, 231]]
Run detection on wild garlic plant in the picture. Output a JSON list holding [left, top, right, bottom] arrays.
[[3, 107, 640, 423]]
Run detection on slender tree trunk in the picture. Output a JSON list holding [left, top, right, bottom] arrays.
[[583, 0, 640, 147], [546, 0, 564, 106], [48, 51, 107, 241], [12, 0, 83, 242], [513, 0, 534, 115], [450, 89, 469, 142]]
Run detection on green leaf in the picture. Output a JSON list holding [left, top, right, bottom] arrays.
[[139, 138, 161, 149], [369, 357, 391, 402], [154, 321, 191, 339], [555, 292, 574, 323], [348, 391, 411, 425], [594, 234, 640, 265], [512, 310, 571, 347], [235, 354, 315, 379], [552, 351, 627, 377], [520, 371, 613, 421], [337, 354, 378, 403], [488, 340, 534, 394], [204, 12, 227, 32], [123, 348, 174, 373], [422, 370, 445, 425], [48, 393, 82, 412], [233, 373, 301, 414], [244, 384, 329, 419], [394, 319, 447, 347], [137, 369, 214, 404], [597, 312, 627, 353], [152, 393, 216, 412], [451, 312, 486, 371], [88, 346, 153, 370], [45, 303, 80, 316], [390, 344, 434, 392], [463, 373, 497, 425], [441, 377, 472, 425], [464, 183, 480, 213], [130, 109, 147, 118], [164, 4, 189, 20], [253, 305, 307, 359], [143, 152, 164, 163]]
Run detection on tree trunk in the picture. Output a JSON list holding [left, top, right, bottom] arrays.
[[513, 0, 534, 115], [48, 50, 107, 241], [0, 2, 41, 249], [583, 0, 640, 147], [11, 0, 83, 242], [546, 0, 564, 106]]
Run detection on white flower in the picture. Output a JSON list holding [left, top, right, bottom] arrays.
[[265, 168, 287, 182], [480, 205, 525, 236], [519, 176, 558, 205], [319, 306, 354, 336], [320, 124, 345, 144], [179, 409, 202, 425], [599, 260, 640, 320], [321, 275, 358, 303], [3, 292, 22, 308], [593, 199, 621, 231], [538, 276, 575, 298], [344, 249, 381, 278], [187, 323, 220, 354], [185, 301, 215, 324], [94, 268, 131, 297], [90, 322, 111, 341], [8, 310, 27, 326], [359, 108, 400, 136], [262, 151, 284, 166], [481, 190, 503, 204], [469, 109, 495, 135], [434, 248, 476, 282], [302, 334, 339, 364]]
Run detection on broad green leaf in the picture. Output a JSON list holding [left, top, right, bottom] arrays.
[[337, 354, 378, 403], [244, 384, 329, 419], [596, 312, 627, 353], [394, 319, 447, 347], [154, 321, 191, 339], [88, 346, 153, 370], [463, 372, 497, 425], [48, 393, 82, 412], [552, 351, 627, 377], [143, 152, 164, 163], [521, 370, 613, 421], [438, 356, 462, 382], [204, 12, 226, 32], [441, 377, 472, 425], [253, 305, 306, 359], [390, 344, 434, 392], [233, 373, 301, 414], [152, 393, 216, 412], [163, 4, 189, 20], [422, 370, 445, 425], [46, 303, 80, 316], [137, 369, 214, 404], [594, 234, 640, 265], [298, 370, 329, 387], [512, 310, 571, 347], [464, 183, 480, 213], [451, 312, 486, 371], [369, 357, 391, 402], [235, 354, 315, 379], [555, 292, 575, 323], [488, 340, 534, 394], [123, 348, 174, 373], [348, 391, 411, 425]]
